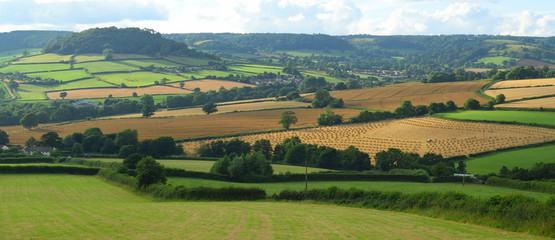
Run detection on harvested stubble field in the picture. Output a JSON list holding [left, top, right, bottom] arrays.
[[325, 82, 488, 110], [496, 96, 555, 108], [485, 86, 555, 101], [2, 174, 544, 240], [101, 100, 311, 118], [3, 108, 360, 145], [46, 85, 193, 99], [182, 117, 555, 158], [489, 78, 555, 89], [168, 79, 256, 91]]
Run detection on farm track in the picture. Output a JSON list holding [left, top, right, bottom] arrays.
[[182, 117, 555, 158]]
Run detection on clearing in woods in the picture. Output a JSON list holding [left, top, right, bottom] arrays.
[[0, 174, 547, 240], [181, 117, 555, 158], [2, 108, 361, 145], [325, 82, 488, 110]]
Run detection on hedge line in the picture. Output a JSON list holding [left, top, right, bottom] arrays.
[[486, 176, 555, 194], [97, 169, 266, 201], [0, 165, 99, 175], [273, 187, 555, 237], [63, 158, 123, 169], [165, 168, 430, 183], [0, 157, 55, 164]]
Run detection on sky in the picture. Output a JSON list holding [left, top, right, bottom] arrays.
[[0, 0, 555, 36]]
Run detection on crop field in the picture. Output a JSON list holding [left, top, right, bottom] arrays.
[[489, 78, 555, 89], [497, 96, 555, 109], [181, 117, 555, 158], [326, 82, 488, 110], [16, 79, 115, 100], [435, 110, 555, 126], [26, 69, 91, 82], [466, 144, 555, 175], [103, 100, 311, 118], [485, 86, 555, 101], [46, 85, 193, 99], [97, 72, 187, 87], [93, 158, 331, 174], [0, 63, 70, 73], [3, 108, 360, 145], [12, 53, 72, 64], [168, 177, 553, 201], [168, 79, 256, 91], [1, 174, 543, 240], [164, 56, 212, 66], [74, 61, 140, 73], [477, 56, 517, 65]]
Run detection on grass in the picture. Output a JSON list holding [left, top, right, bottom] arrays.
[[97, 72, 187, 87], [73, 54, 105, 63], [75, 61, 140, 73], [466, 144, 555, 175], [164, 56, 212, 66], [91, 158, 332, 174], [301, 69, 344, 83], [13, 53, 72, 64], [119, 59, 180, 68], [279, 50, 355, 58], [26, 69, 92, 82], [168, 177, 553, 201], [0, 63, 70, 73], [435, 110, 555, 126], [228, 64, 283, 75], [181, 70, 235, 79], [0, 174, 547, 239], [16, 78, 115, 100], [478, 56, 518, 65]]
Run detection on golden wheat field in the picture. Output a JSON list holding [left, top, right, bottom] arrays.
[[182, 117, 555, 159], [325, 82, 488, 110], [489, 78, 555, 89], [3, 108, 360, 145], [101, 101, 311, 119], [496, 96, 555, 109], [47, 85, 193, 99], [168, 79, 256, 91], [485, 86, 555, 101]]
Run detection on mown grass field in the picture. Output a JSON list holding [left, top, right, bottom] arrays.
[[0, 63, 70, 73], [466, 144, 555, 175], [168, 177, 553, 201], [74, 61, 140, 73], [326, 81, 488, 110], [435, 110, 555, 126], [26, 69, 91, 82], [0, 174, 547, 239], [97, 72, 187, 87], [183, 117, 555, 158], [92, 158, 331, 174]]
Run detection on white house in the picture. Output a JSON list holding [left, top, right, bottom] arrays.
[[23, 147, 56, 156]]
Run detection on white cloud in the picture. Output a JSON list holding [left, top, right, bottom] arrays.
[[288, 13, 305, 22]]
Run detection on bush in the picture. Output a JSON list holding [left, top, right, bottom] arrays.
[[0, 156, 55, 164], [0, 165, 99, 175], [486, 176, 555, 194]]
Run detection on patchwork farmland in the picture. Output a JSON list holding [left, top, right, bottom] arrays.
[[182, 117, 555, 158], [489, 78, 555, 89], [326, 82, 488, 110], [497, 96, 555, 108], [485, 86, 555, 101]]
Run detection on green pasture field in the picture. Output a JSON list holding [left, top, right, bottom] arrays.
[[0, 63, 70, 73], [435, 110, 555, 126], [0, 48, 41, 57], [484, 39, 519, 45], [112, 54, 154, 59], [26, 69, 92, 82], [478, 56, 518, 65], [73, 54, 105, 63], [119, 59, 180, 68], [182, 70, 234, 79], [466, 144, 555, 175], [0, 56, 14, 66], [16, 79, 115, 100], [13, 53, 72, 64], [164, 56, 212, 66], [278, 50, 355, 58], [92, 158, 332, 174], [97, 72, 186, 87], [229, 64, 283, 75], [0, 174, 546, 240], [0, 83, 10, 100], [75, 61, 140, 73], [302, 70, 344, 83], [168, 177, 553, 201]]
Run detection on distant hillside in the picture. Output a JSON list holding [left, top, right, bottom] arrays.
[[165, 33, 353, 51], [0, 30, 71, 52], [44, 27, 214, 58]]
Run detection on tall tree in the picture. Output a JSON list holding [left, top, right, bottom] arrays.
[[136, 156, 167, 188], [20, 113, 39, 129], [0, 129, 9, 145], [202, 102, 218, 115], [59, 92, 68, 100], [278, 111, 298, 130], [140, 94, 155, 118]]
